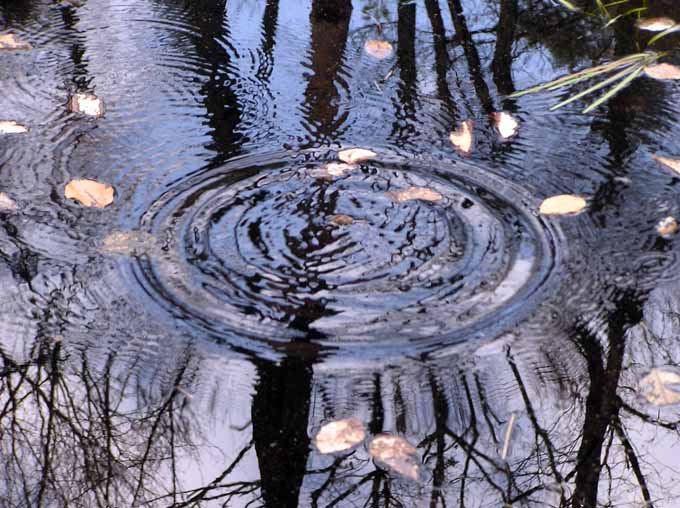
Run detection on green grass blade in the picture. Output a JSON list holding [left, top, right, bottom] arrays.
[[555, 0, 581, 12], [509, 53, 648, 98], [582, 65, 644, 113], [648, 24, 680, 45], [549, 64, 642, 111]]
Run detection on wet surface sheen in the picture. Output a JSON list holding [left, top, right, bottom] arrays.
[[2, 0, 680, 507]]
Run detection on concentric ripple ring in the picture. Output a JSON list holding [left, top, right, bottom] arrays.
[[130, 150, 560, 357]]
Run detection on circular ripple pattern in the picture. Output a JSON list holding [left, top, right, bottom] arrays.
[[132, 151, 558, 356]]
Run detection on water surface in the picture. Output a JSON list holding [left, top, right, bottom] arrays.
[[2, 0, 680, 506]]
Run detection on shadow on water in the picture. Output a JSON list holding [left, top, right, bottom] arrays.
[[3, 0, 680, 507]]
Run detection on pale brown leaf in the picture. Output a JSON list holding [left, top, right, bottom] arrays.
[[388, 187, 443, 203], [653, 154, 680, 176], [338, 148, 377, 164], [0, 121, 28, 134], [369, 435, 420, 481], [65, 179, 114, 208], [493, 112, 519, 139], [449, 119, 474, 155], [637, 17, 676, 32], [656, 216, 678, 237], [364, 40, 393, 59], [69, 93, 106, 118], [539, 195, 587, 216], [644, 63, 680, 80], [0, 34, 32, 50], [638, 367, 680, 405], [315, 419, 366, 454], [0, 192, 17, 212]]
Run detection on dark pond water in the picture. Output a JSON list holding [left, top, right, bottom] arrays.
[[2, 0, 680, 506]]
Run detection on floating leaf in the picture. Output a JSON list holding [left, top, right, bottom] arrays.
[[0, 193, 17, 212], [69, 93, 106, 118], [64, 179, 114, 208], [449, 120, 474, 155], [644, 63, 680, 80], [369, 435, 420, 481], [493, 112, 518, 139], [338, 148, 376, 164], [638, 367, 680, 405], [0, 34, 32, 50], [653, 154, 680, 176], [637, 17, 676, 32], [388, 187, 443, 203], [315, 419, 366, 454], [330, 214, 354, 226], [656, 217, 678, 238], [0, 121, 28, 134], [539, 195, 587, 216], [364, 40, 393, 59]]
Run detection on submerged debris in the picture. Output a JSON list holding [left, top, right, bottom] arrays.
[[315, 418, 366, 454], [493, 112, 519, 139], [388, 187, 443, 203], [310, 162, 354, 180], [0, 121, 28, 134], [369, 434, 420, 481], [329, 214, 354, 226], [99, 230, 157, 256], [364, 40, 393, 60], [539, 195, 587, 216], [638, 367, 680, 405], [338, 148, 376, 164], [65, 179, 115, 208], [656, 216, 678, 238], [69, 93, 106, 118], [0, 33, 32, 51], [449, 119, 474, 155], [0, 193, 17, 212], [653, 154, 680, 176]]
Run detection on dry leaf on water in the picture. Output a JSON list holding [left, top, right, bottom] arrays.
[[636, 17, 676, 32], [364, 40, 393, 59], [656, 216, 678, 237], [338, 148, 377, 164], [330, 214, 354, 226], [369, 435, 420, 481], [493, 112, 519, 139], [69, 93, 106, 118], [0, 34, 32, 50], [638, 367, 680, 405], [539, 195, 587, 216], [449, 119, 474, 155], [653, 154, 680, 176], [388, 187, 443, 203], [644, 63, 680, 80], [0, 193, 17, 212], [65, 179, 114, 208], [315, 418, 366, 454], [0, 121, 28, 134]]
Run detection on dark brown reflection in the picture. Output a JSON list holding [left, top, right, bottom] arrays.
[[181, 0, 244, 165], [424, 0, 457, 119], [491, 0, 518, 95], [390, 0, 418, 144], [301, 0, 352, 145]]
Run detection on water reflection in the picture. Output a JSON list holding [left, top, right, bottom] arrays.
[[2, 0, 680, 506]]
